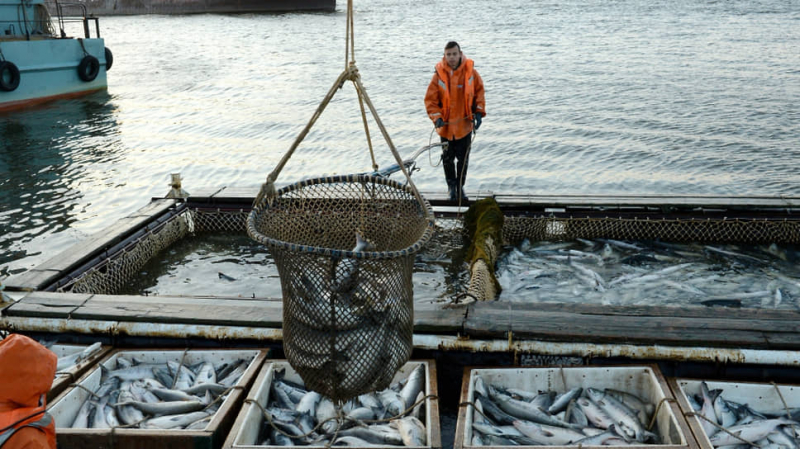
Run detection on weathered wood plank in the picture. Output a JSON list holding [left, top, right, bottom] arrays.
[[463, 302, 782, 348], [4, 269, 64, 291], [184, 186, 226, 198], [3, 301, 83, 318], [489, 194, 800, 209], [171, 186, 800, 209], [4, 200, 178, 291], [69, 296, 284, 327], [414, 301, 464, 333], [2, 292, 90, 318], [8, 291, 800, 351], [211, 186, 260, 199], [495, 301, 800, 322]]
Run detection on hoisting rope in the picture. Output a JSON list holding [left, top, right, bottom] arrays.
[[253, 0, 429, 220]]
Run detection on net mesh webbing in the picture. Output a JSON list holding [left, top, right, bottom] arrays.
[[247, 174, 434, 401]]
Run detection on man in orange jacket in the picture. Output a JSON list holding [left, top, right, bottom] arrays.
[[424, 41, 486, 202], [0, 334, 57, 449]]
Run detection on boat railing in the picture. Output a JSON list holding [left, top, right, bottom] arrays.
[[0, 1, 56, 38], [47, 0, 100, 39]]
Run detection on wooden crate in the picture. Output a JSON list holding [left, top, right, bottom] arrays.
[[455, 365, 697, 449], [48, 348, 268, 449], [223, 359, 442, 448], [669, 377, 800, 449], [48, 343, 112, 402]]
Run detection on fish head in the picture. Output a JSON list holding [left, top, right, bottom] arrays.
[[354, 230, 376, 252], [585, 387, 605, 402]]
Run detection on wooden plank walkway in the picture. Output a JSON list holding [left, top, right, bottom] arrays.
[[4, 291, 800, 351], [190, 186, 800, 212], [6, 188, 800, 353], [5, 199, 178, 291]]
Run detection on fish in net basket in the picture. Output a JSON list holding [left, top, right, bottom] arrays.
[[247, 174, 435, 402]]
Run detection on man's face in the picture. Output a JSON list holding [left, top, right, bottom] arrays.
[[445, 47, 461, 70]]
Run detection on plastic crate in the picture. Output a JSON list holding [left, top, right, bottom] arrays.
[[48, 348, 267, 449], [48, 342, 112, 402], [223, 359, 441, 448], [670, 378, 800, 449], [455, 365, 697, 449]]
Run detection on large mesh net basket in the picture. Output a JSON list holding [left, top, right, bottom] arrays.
[[247, 174, 435, 401]]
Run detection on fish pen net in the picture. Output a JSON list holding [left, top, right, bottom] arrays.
[[51, 204, 800, 298], [53, 208, 247, 294], [503, 216, 800, 246], [247, 174, 435, 402]]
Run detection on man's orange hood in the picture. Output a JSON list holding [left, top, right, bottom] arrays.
[[0, 334, 56, 410]]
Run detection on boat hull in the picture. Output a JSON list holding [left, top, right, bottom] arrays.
[[81, 0, 335, 15], [0, 38, 107, 112]]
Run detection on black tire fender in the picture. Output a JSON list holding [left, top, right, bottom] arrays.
[[0, 61, 21, 92], [104, 47, 113, 71], [77, 55, 100, 82]]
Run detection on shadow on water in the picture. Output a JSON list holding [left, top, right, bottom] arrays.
[[0, 91, 122, 270]]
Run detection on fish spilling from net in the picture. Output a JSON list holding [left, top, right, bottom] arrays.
[[469, 374, 660, 446], [495, 238, 800, 308], [685, 381, 800, 447], [65, 355, 251, 430], [256, 363, 428, 446]]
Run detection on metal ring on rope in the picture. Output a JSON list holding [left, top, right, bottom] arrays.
[[248, 174, 435, 260]]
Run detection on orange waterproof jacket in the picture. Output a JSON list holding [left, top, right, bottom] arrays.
[[424, 54, 486, 140], [0, 334, 57, 449]]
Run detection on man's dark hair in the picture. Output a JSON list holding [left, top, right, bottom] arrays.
[[445, 41, 460, 51]]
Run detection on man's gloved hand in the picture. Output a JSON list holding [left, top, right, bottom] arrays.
[[435, 118, 445, 128], [474, 113, 482, 130]]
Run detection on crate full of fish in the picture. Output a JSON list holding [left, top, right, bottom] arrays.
[[48, 341, 111, 401], [670, 378, 800, 449], [48, 348, 268, 449], [455, 365, 696, 449], [223, 359, 441, 448]]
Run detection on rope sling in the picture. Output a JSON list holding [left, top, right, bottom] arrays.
[[247, 0, 435, 402]]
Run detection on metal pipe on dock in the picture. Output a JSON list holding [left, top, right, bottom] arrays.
[[4, 315, 800, 367]]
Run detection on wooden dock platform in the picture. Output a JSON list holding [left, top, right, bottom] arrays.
[[4, 187, 800, 367]]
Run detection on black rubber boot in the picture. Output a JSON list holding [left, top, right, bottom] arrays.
[[447, 180, 458, 202], [459, 185, 469, 202]]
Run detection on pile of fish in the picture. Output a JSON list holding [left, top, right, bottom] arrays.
[[496, 238, 800, 308], [686, 381, 800, 447], [254, 363, 428, 446], [469, 374, 661, 446], [64, 354, 252, 430], [288, 231, 411, 398]]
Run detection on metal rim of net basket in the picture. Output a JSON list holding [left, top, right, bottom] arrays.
[[246, 174, 436, 258]]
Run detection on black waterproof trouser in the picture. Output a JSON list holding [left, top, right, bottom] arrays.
[[441, 133, 471, 196]]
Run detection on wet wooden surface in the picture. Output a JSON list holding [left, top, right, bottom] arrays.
[[6, 190, 800, 350], [4, 199, 177, 291], [4, 291, 800, 350]]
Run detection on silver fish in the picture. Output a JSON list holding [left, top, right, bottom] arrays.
[[586, 388, 656, 443], [331, 231, 375, 294], [141, 410, 213, 430], [709, 418, 795, 447], [489, 388, 579, 429], [547, 387, 582, 415], [394, 416, 426, 446], [512, 419, 587, 445], [56, 342, 103, 371], [296, 391, 321, 416], [337, 426, 404, 446], [399, 364, 425, 411], [118, 399, 205, 416]]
